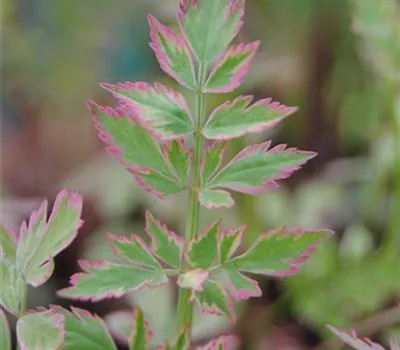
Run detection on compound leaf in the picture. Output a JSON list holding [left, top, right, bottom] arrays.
[[203, 96, 296, 140], [148, 15, 196, 90], [102, 82, 193, 140], [207, 142, 316, 195], [179, 0, 245, 62], [17, 310, 64, 350], [205, 42, 259, 93], [16, 190, 83, 287]]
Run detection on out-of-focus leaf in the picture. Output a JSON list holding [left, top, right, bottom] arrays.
[[178, 0, 245, 62], [203, 96, 295, 140], [327, 326, 386, 350], [160, 327, 190, 350], [148, 15, 196, 90], [17, 310, 64, 350], [16, 190, 83, 287], [206, 142, 316, 196], [204, 42, 259, 93], [88, 101, 184, 198], [0, 309, 11, 350], [340, 224, 373, 261], [102, 82, 193, 139], [196, 335, 236, 350], [129, 309, 152, 350]]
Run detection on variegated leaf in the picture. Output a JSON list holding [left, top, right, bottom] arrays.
[[203, 96, 296, 140], [228, 228, 333, 276], [179, 0, 245, 62], [52, 307, 117, 350], [223, 267, 261, 301], [201, 142, 227, 186], [0, 226, 24, 315], [159, 327, 190, 350], [207, 142, 316, 195], [205, 42, 259, 93], [16, 190, 83, 287], [145, 212, 183, 270], [177, 269, 209, 291], [190, 280, 233, 320], [199, 189, 234, 209], [187, 221, 219, 269], [327, 326, 387, 350], [218, 227, 244, 264], [58, 260, 161, 301], [162, 139, 191, 187], [102, 82, 193, 139], [0, 309, 11, 350], [196, 335, 236, 350], [148, 15, 196, 90], [129, 308, 152, 350], [88, 101, 184, 198], [17, 310, 64, 350]]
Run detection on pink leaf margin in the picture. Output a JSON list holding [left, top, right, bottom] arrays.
[[234, 227, 334, 277], [130, 308, 153, 349], [199, 189, 234, 210], [211, 141, 316, 195], [177, 269, 210, 292], [326, 326, 387, 350], [148, 14, 195, 90], [197, 335, 237, 350], [101, 82, 193, 141], [224, 270, 261, 301], [204, 96, 298, 141], [205, 41, 260, 94], [217, 226, 245, 263]]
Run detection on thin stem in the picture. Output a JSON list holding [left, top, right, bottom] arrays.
[[17, 286, 27, 350], [176, 63, 207, 334]]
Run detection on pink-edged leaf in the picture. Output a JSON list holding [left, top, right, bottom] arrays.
[[223, 268, 261, 301], [327, 326, 387, 350], [16, 190, 83, 287], [203, 96, 297, 140], [390, 337, 400, 350], [145, 212, 183, 270], [190, 280, 233, 320], [57, 260, 160, 301], [199, 189, 234, 209], [204, 42, 259, 93], [229, 228, 333, 277], [148, 15, 196, 90], [207, 142, 316, 195], [129, 308, 152, 350], [177, 269, 209, 291], [158, 327, 190, 350], [17, 310, 65, 350], [102, 82, 193, 139], [187, 221, 219, 269], [0, 226, 24, 315], [88, 101, 184, 198], [179, 0, 245, 62], [218, 226, 244, 264], [162, 139, 191, 187], [0, 308, 11, 350], [201, 142, 227, 185], [196, 335, 236, 350], [109, 234, 162, 270], [51, 306, 117, 350]]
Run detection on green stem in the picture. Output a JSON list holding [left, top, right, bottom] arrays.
[[176, 63, 207, 334], [17, 286, 27, 350]]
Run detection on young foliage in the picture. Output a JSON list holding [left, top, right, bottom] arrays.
[[17, 310, 65, 350], [0, 309, 11, 350], [129, 308, 152, 350], [327, 326, 398, 350]]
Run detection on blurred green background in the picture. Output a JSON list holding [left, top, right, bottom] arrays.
[[1, 0, 399, 349]]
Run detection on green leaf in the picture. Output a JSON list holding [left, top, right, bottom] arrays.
[[187, 221, 219, 269], [145, 212, 183, 270], [161, 327, 190, 350], [53, 307, 117, 350], [129, 309, 152, 350], [0, 309, 11, 350], [204, 42, 259, 93], [191, 280, 233, 319], [218, 227, 244, 264], [208, 142, 316, 195], [196, 335, 236, 350], [201, 142, 227, 186], [179, 0, 245, 62], [0, 226, 24, 315], [58, 260, 159, 301], [163, 139, 190, 187], [88, 101, 184, 198], [228, 228, 333, 276], [327, 326, 386, 350], [17, 310, 64, 350], [203, 96, 296, 140], [148, 15, 196, 90], [102, 82, 193, 139], [16, 190, 83, 287], [199, 189, 234, 209], [223, 267, 261, 301]]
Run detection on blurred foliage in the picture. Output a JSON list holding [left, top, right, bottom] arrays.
[[1, 0, 399, 349]]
